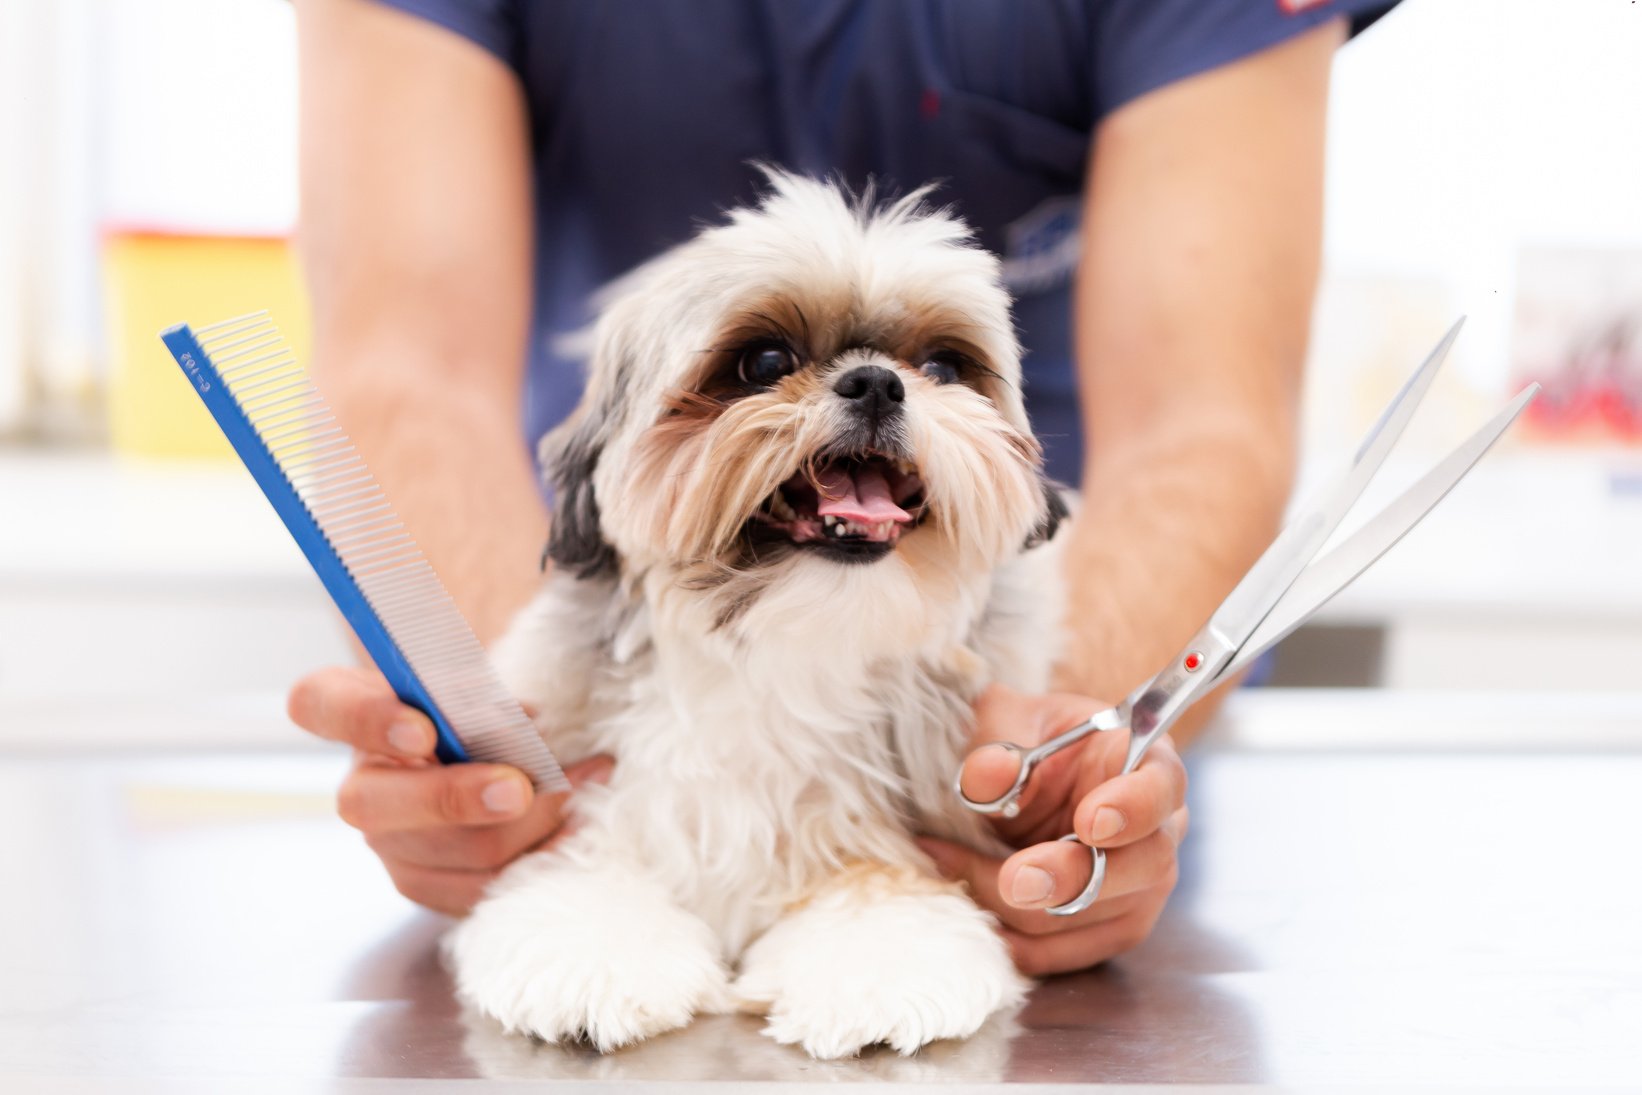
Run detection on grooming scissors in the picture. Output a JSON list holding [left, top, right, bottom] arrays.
[[956, 319, 1539, 916]]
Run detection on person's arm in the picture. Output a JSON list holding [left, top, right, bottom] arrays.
[[287, 0, 580, 912], [1059, 19, 1343, 744], [295, 0, 545, 642], [940, 20, 1344, 975]]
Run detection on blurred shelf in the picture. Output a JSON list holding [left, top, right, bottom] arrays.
[[1205, 687, 1642, 751], [1299, 448, 1642, 625], [6, 448, 1637, 611], [0, 449, 316, 591], [0, 450, 350, 710], [0, 691, 313, 753]]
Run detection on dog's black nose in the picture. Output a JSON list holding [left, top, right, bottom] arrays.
[[833, 365, 905, 420]]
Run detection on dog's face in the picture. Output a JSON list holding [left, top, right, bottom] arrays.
[[544, 172, 1060, 628]]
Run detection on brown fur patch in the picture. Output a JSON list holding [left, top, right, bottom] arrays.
[[783, 862, 969, 916], [694, 291, 1014, 403], [655, 388, 731, 434], [626, 368, 837, 566]]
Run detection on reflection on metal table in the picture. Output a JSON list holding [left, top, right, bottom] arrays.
[[2, 690, 1640, 1092]]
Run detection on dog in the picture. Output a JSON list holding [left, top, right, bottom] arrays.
[[449, 170, 1070, 1059]]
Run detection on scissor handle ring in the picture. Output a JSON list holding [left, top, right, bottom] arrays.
[[952, 741, 1032, 818], [1045, 835, 1106, 917], [954, 707, 1130, 820]]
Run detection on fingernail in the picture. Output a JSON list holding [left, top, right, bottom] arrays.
[[1087, 806, 1126, 843], [481, 777, 529, 815], [1010, 865, 1054, 906], [387, 717, 431, 756]]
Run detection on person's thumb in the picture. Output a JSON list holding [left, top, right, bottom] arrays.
[[959, 685, 1107, 831]]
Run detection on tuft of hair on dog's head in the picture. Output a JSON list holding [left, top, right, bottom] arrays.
[[539, 168, 1063, 623]]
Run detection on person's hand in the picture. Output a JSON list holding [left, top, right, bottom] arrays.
[[287, 665, 611, 915], [917, 682, 1187, 976]]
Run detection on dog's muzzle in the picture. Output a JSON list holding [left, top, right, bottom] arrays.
[[833, 365, 904, 425]]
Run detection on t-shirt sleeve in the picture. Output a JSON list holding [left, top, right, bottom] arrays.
[[369, 0, 522, 74], [1093, 0, 1399, 121]]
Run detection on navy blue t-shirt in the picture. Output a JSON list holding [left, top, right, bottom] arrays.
[[372, 0, 1394, 485]]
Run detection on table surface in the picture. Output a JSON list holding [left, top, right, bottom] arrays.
[[3, 733, 1641, 1092]]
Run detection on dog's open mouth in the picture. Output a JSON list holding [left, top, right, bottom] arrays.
[[748, 452, 927, 562]]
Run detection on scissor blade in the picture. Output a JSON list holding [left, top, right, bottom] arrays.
[[1220, 382, 1540, 680], [1206, 318, 1466, 646]]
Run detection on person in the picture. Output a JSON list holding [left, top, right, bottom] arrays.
[[284, 0, 1395, 976]]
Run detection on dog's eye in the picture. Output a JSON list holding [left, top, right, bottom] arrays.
[[920, 352, 964, 385], [737, 343, 798, 387]]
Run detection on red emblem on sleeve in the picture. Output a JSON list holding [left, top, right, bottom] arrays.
[[1278, 0, 1331, 12]]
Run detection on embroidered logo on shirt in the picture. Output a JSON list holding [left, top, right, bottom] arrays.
[[1001, 196, 1081, 295], [1278, 0, 1331, 12]]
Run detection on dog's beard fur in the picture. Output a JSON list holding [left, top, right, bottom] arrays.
[[454, 170, 1068, 1059]]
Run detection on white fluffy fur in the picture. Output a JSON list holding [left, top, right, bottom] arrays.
[[449, 172, 1066, 1058], [736, 869, 1028, 1058]]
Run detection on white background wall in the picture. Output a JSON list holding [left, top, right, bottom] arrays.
[[1312, 0, 1642, 454], [101, 0, 299, 234], [1329, 0, 1642, 351]]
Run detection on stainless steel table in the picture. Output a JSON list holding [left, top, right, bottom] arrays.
[[3, 706, 1640, 1091]]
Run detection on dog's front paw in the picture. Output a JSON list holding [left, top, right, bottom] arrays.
[[448, 858, 730, 1051], [735, 874, 1027, 1058]]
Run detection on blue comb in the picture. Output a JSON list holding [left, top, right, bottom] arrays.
[[161, 312, 570, 792]]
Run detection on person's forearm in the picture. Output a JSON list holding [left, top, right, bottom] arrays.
[[316, 338, 549, 645], [294, 0, 541, 646], [1052, 22, 1340, 746], [1054, 410, 1293, 747]]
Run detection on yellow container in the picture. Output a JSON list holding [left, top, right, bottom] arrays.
[[104, 232, 311, 459]]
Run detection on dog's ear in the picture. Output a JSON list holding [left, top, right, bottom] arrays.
[[539, 292, 650, 579], [1023, 477, 1069, 550], [541, 411, 619, 580]]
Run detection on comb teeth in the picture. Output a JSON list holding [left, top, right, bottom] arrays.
[[185, 311, 569, 791]]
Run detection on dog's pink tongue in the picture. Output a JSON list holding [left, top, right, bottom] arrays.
[[815, 465, 912, 525]]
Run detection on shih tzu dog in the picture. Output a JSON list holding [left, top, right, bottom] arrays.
[[451, 170, 1070, 1059]]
